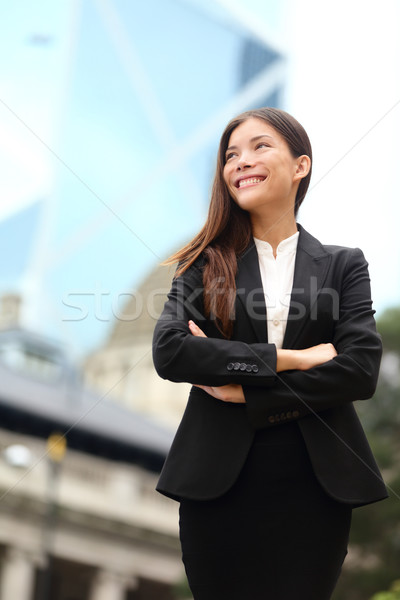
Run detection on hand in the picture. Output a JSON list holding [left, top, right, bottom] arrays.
[[297, 343, 337, 371], [188, 320, 245, 404], [194, 383, 246, 404], [188, 320, 207, 337]]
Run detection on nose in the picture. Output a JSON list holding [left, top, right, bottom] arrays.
[[236, 156, 253, 171]]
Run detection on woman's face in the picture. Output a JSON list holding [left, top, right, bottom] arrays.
[[223, 117, 306, 217]]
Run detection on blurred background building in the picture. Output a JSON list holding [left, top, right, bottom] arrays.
[[0, 294, 181, 599], [0, 0, 399, 599]]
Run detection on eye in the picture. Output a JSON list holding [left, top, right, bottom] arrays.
[[225, 151, 237, 162], [256, 142, 269, 150]]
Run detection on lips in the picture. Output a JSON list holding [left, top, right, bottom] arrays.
[[235, 175, 266, 188]]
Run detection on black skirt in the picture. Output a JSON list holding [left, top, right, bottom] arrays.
[[179, 422, 352, 600]]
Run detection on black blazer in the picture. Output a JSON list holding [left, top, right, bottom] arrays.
[[152, 225, 388, 507]]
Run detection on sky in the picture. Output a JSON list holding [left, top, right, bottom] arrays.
[[0, 0, 399, 359], [285, 0, 400, 312]]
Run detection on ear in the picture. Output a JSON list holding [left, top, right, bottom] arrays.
[[293, 155, 311, 182]]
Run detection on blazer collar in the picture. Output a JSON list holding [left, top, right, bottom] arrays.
[[236, 224, 331, 347], [236, 241, 266, 343], [283, 224, 331, 348]]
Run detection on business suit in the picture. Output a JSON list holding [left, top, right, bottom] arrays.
[[153, 224, 387, 599], [153, 224, 387, 505]]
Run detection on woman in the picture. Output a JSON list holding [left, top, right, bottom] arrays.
[[152, 107, 387, 600]]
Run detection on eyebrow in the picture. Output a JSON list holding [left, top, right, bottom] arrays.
[[225, 134, 273, 154]]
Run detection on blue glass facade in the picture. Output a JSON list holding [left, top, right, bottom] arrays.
[[0, 0, 285, 356]]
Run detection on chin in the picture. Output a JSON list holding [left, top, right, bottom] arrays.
[[233, 196, 272, 213]]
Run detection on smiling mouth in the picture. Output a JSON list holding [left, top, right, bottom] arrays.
[[237, 177, 266, 188]]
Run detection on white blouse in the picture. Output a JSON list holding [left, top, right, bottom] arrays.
[[253, 231, 299, 349]]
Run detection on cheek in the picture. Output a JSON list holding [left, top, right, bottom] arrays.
[[222, 167, 230, 187]]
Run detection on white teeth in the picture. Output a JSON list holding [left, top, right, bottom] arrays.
[[238, 177, 264, 188]]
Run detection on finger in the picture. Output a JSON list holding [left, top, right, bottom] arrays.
[[188, 320, 207, 338]]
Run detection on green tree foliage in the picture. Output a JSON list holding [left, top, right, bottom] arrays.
[[376, 308, 400, 353], [332, 306, 400, 600], [173, 575, 192, 599], [371, 579, 400, 599]]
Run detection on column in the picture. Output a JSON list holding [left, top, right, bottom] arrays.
[[0, 546, 36, 600], [89, 568, 137, 600]]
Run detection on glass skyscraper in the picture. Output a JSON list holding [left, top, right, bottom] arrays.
[[0, 0, 286, 357]]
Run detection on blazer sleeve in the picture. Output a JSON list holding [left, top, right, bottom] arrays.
[[152, 262, 277, 387], [244, 248, 383, 429]]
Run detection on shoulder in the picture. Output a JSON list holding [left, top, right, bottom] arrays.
[[297, 223, 366, 264], [173, 254, 205, 286], [323, 245, 366, 269]]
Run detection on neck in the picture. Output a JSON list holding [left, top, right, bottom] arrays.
[[250, 210, 298, 253]]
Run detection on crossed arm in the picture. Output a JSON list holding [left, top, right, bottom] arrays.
[[153, 249, 382, 428], [188, 319, 337, 404]]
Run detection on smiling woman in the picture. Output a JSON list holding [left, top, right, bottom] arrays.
[[152, 107, 387, 600], [223, 118, 311, 238]]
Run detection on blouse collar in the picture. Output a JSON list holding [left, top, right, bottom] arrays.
[[253, 230, 299, 256]]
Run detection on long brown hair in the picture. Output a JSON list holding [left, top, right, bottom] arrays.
[[165, 107, 313, 338]]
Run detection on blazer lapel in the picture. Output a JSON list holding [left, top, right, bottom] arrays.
[[283, 224, 331, 349], [236, 241, 268, 343], [235, 225, 331, 347]]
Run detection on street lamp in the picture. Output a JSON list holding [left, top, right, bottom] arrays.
[[40, 432, 67, 600]]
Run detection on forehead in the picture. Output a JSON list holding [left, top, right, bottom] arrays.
[[227, 117, 278, 146]]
